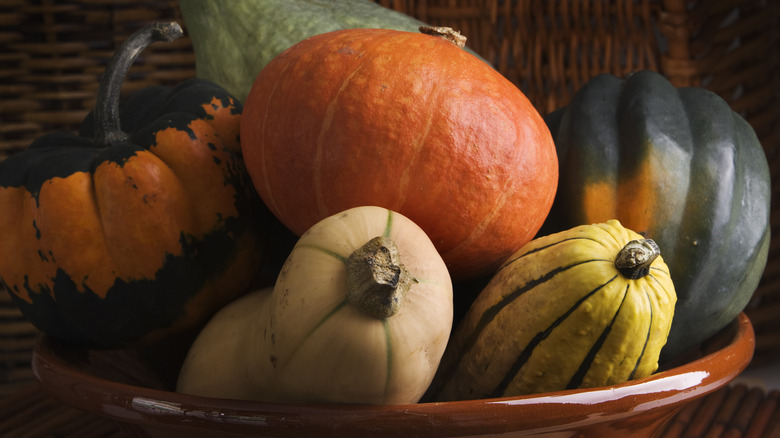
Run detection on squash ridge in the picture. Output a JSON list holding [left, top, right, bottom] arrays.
[[442, 176, 517, 265], [394, 54, 441, 213], [294, 244, 348, 263], [628, 288, 654, 380], [490, 273, 619, 397], [252, 59, 293, 220], [382, 318, 393, 401], [383, 209, 394, 238], [565, 284, 630, 390], [497, 236, 597, 272], [284, 298, 350, 369], [313, 63, 367, 220], [435, 258, 611, 394]]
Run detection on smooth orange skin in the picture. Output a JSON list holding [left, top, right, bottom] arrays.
[[241, 29, 558, 280]]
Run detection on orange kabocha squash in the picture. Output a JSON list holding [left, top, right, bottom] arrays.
[[240, 27, 558, 281]]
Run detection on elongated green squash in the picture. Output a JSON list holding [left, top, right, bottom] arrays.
[[427, 220, 677, 401], [179, 0, 486, 103]]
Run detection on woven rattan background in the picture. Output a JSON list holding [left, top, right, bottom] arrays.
[[0, 0, 779, 392]]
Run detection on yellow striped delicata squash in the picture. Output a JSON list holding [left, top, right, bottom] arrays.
[[427, 219, 677, 401]]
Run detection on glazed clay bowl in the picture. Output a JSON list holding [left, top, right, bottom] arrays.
[[32, 313, 754, 438]]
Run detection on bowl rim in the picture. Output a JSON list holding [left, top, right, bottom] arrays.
[[32, 313, 755, 437]]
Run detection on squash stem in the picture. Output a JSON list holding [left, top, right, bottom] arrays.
[[345, 236, 413, 319], [614, 239, 661, 280], [419, 26, 467, 48], [93, 22, 183, 146]]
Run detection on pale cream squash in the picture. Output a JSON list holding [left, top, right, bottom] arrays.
[[176, 206, 453, 405]]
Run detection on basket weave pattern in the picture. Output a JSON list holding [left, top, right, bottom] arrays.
[[378, 0, 663, 113], [0, 0, 778, 392], [0, 0, 192, 157]]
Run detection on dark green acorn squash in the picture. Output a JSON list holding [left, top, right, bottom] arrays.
[[0, 23, 269, 349], [542, 70, 770, 361]]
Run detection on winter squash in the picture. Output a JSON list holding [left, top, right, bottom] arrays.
[[177, 206, 453, 404], [542, 71, 771, 361], [177, 206, 453, 405], [0, 23, 267, 348], [240, 27, 558, 281], [427, 220, 676, 401]]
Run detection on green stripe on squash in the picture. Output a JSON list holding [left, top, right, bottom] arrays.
[[488, 273, 619, 398], [274, 209, 405, 401]]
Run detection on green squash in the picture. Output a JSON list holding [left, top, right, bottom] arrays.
[[427, 220, 676, 400], [542, 70, 770, 361], [178, 0, 486, 103], [0, 23, 268, 349]]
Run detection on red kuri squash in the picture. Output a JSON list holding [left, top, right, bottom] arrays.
[[241, 27, 557, 280]]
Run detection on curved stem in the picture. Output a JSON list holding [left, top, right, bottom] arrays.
[[418, 26, 467, 48], [614, 239, 661, 280], [93, 22, 183, 146], [345, 236, 413, 319]]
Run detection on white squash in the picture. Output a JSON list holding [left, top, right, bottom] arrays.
[[176, 206, 453, 404]]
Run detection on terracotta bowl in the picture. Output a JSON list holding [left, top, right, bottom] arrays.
[[32, 313, 754, 438]]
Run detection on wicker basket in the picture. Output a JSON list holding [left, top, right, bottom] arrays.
[[0, 0, 778, 393], [0, 290, 38, 397], [0, 0, 192, 157]]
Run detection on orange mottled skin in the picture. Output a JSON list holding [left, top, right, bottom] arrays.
[[0, 89, 266, 348]]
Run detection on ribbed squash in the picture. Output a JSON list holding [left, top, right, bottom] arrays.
[[542, 71, 770, 361], [0, 23, 267, 348], [427, 220, 677, 401]]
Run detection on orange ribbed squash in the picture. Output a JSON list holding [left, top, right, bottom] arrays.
[[0, 23, 268, 349], [241, 27, 558, 280]]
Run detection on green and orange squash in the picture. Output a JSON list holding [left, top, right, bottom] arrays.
[[0, 23, 268, 349], [542, 71, 771, 361], [427, 220, 677, 401]]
